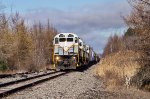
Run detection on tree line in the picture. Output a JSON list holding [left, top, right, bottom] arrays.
[[0, 13, 57, 72], [102, 0, 150, 90]]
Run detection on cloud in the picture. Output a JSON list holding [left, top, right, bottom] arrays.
[[24, 0, 131, 53]]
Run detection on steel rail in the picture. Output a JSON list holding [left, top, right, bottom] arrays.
[[0, 71, 69, 98]]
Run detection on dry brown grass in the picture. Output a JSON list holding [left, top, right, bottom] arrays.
[[96, 50, 145, 89]]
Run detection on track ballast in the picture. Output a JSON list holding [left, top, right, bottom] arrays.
[[0, 70, 69, 98]]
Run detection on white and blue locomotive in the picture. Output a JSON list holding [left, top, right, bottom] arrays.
[[52, 33, 99, 70]]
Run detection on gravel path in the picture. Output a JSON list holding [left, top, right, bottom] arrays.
[[2, 63, 150, 99]]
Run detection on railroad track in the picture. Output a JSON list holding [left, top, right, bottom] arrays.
[[0, 74, 13, 78], [0, 70, 69, 98], [0, 71, 44, 78]]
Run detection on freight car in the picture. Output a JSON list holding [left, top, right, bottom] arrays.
[[52, 33, 99, 70]]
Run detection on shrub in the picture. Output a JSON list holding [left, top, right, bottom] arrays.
[[97, 50, 144, 88], [0, 61, 8, 71]]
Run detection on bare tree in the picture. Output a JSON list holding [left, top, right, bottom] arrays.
[[102, 34, 124, 57], [124, 0, 150, 90]]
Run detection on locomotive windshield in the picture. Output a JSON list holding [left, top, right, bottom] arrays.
[[67, 38, 73, 42], [59, 38, 66, 42], [59, 38, 74, 42]]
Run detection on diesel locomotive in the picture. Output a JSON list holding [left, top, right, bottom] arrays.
[[52, 33, 99, 70]]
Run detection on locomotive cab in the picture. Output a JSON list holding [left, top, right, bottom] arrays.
[[53, 33, 79, 70]]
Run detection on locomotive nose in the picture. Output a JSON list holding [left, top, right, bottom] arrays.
[[64, 46, 68, 51], [64, 41, 68, 51]]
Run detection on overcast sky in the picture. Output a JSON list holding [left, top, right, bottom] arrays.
[[3, 0, 131, 53]]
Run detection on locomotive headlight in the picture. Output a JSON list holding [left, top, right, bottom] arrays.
[[56, 56, 60, 60], [73, 56, 76, 59]]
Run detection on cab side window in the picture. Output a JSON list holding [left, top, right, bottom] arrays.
[[79, 42, 82, 46], [55, 38, 59, 44], [75, 37, 78, 43]]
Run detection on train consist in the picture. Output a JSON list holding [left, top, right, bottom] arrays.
[[52, 33, 100, 70]]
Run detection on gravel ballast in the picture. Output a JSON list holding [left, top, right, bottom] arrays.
[[3, 63, 150, 99], [3, 64, 101, 99]]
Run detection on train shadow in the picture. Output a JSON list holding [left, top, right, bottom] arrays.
[[76, 62, 97, 72], [54, 61, 99, 73]]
